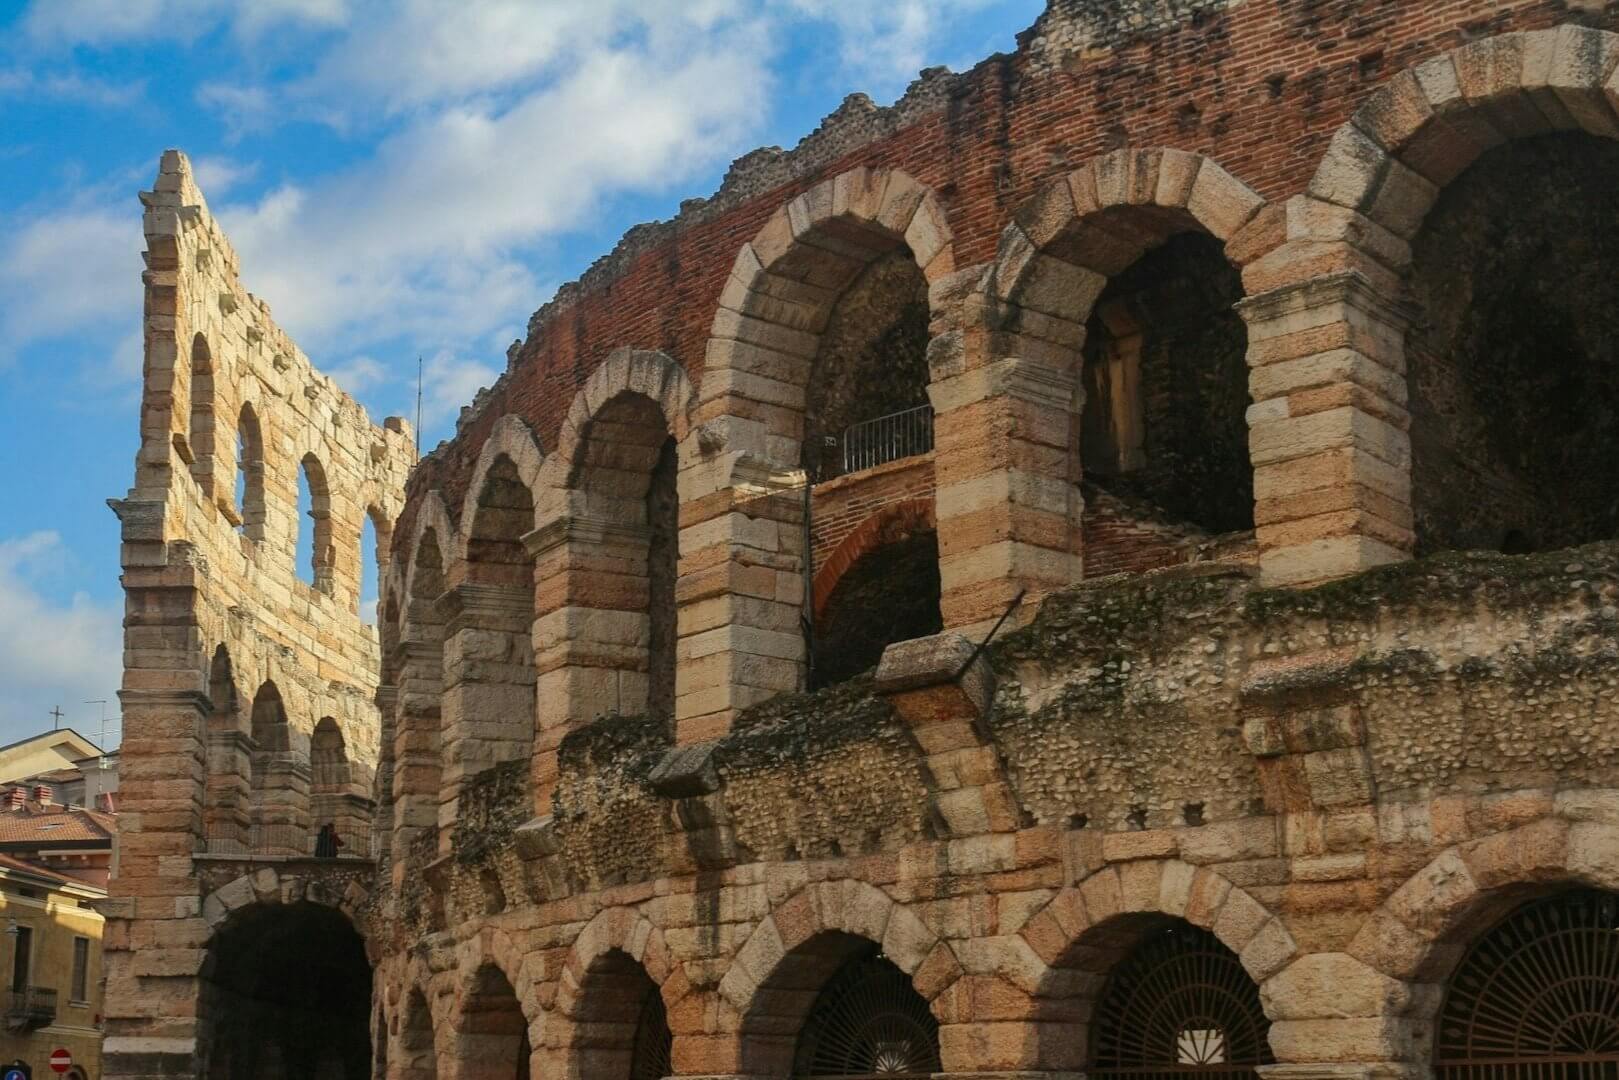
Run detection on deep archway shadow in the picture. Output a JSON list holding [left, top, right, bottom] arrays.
[[198, 901, 371, 1080]]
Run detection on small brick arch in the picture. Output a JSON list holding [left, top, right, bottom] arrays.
[[542, 347, 695, 496], [812, 498, 936, 619], [401, 490, 455, 617], [1306, 26, 1619, 249], [987, 148, 1266, 338], [457, 413, 545, 549]]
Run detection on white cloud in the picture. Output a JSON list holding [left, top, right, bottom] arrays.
[[190, 155, 259, 197], [0, 202, 142, 361], [0, 68, 146, 108], [786, 0, 1001, 90], [422, 351, 500, 431], [0, 533, 123, 741], [326, 355, 391, 397], [23, 0, 347, 46]]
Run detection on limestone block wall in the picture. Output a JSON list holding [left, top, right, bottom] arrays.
[[104, 151, 414, 1079]]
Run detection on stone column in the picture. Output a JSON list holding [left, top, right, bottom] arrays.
[[673, 454, 806, 745], [372, 683, 398, 863], [528, 515, 654, 813], [437, 583, 535, 845], [1236, 269, 1413, 586], [392, 639, 444, 869], [930, 345, 1083, 637]]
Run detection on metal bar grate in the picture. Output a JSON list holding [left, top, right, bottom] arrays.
[[839, 404, 934, 475]]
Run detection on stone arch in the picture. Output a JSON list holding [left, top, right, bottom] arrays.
[[390, 492, 454, 858], [300, 451, 336, 593], [685, 167, 953, 738], [203, 643, 251, 850], [197, 893, 373, 1080], [1239, 26, 1619, 584], [235, 400, 267, 540], [184, 331, 216, 484], [543, 906, 676, 1080], [394, 984, 439, 1080], [810, 498, 941, 689], [723, 879, 955, 1077], [449, 940, 536, 1080], [442, 420, 541, 835], [247, 679, 310, 854], [311, 716, 370, 850], [529, 351, 693, 810], [457, 414, 545, 545], [1015, 860, 1295, 1071], [363, 502, 395, 618], [957, 149, 1265, 622], [1337, 817, 1619, 1071]]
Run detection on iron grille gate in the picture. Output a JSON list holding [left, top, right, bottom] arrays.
[[630, 986, 673, 1080], [1092, 924, 1273, 1079], [795, 949, 941, 1078], [1436, 889, 1619, 1078]]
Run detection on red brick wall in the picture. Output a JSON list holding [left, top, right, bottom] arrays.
[[809, 455, 936, 574], [404, 0, 1613, 542]]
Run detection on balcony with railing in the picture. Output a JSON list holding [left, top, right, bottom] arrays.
[[809, 404, 934, 483], [5, 985, 56, 1030], [203, 822, 376, 860]]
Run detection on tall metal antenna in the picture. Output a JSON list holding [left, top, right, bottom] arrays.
[[415, 356, 423, 454], [48, 706, 63, 731]]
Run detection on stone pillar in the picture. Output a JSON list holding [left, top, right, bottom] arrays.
[[372, 683, 398, 863], [1236, 269, 1414, 586], [252, 751, 312, 855], [392, 639, 444, 869], [528, 514, 654, 813], [437, 583, 535, 845], [202, 729, 253, 851], [930, 336, 1082, 638], [673, 455, 806, 745], [102, 684, 211, 1079]]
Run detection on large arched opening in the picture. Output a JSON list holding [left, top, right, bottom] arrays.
[[1434, 888, 1619, 1076], [1407, 132, 1619, 556], [197, 901, 372, 1080], [454, 964, 531, 1080], [740, 931, 940, 1079], [393, 520, 447, 858], [564, 948, 670, 1080], [810, 505, 941, 689], [248, 680, 309, 855], [203, 645, 250, 851]]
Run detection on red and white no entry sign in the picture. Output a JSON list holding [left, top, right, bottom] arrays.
[[49, 1049, 71, 1074]]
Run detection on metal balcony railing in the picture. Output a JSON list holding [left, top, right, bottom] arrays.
[[5, 985, 56, 1029], [203, 822, 376, 859], [839, 404, 934, 475]]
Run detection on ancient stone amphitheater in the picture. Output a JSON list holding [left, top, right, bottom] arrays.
[[103, 2, 1619, 1079]]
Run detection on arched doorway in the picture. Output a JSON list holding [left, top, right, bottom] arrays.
[[456, 964, 530, 1080], [1091, 922, 1271, 1077], [198, 901, 372, 1080], [791, 939, 939, 1078], [811, 520, 941, 689], [1435, 888, 1619, 1076]]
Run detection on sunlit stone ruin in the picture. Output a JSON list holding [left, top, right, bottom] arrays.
[[102, 3, 1619, 1079]]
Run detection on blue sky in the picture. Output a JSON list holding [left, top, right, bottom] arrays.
[[0, 0, 1043, 747]]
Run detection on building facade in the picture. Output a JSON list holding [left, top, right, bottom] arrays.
[[104, 2, 1619, 1079], [0, 851, 105, 1080]]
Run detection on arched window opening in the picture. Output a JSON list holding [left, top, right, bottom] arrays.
[[1091, 922, 1271, 1077], [236, 403, 266, 540], [361, 506, 390, 622], [393, 527, 446, 855], [197, 901, 371, 1080], [311, 717, 369, 856], [181, 332, 213, 471], [203, 645, 251, 852], [1080, 229, 1251, 539], [467, 455, 534, 587], [561, 393, 679, 725], [812, 522, 941, 689], [1436, 888, 1619, 1075], [459, 965, 530, 1080], [248, 681, 309, 855], [803, 247, 932, 481], [1408, 133, 1619, 556], [399, 989, 437, 1080], [793, 941, 940, 1078], [299, 453, 335, 594]]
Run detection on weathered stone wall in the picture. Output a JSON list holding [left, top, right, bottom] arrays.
[[104, 151, 413, 1080]]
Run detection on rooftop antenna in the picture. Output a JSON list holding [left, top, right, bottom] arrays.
[[415, 356, 423, 454], [84, 700, 108, 751], [48, 706, 63, 731]]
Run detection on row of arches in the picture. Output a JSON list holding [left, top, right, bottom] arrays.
[[367, 882, 1619, 1080], [204, 644, 372, 856]]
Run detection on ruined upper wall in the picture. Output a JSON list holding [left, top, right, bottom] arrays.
[[120, 150, 416, 764], [407, 0, 1615, 530]]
